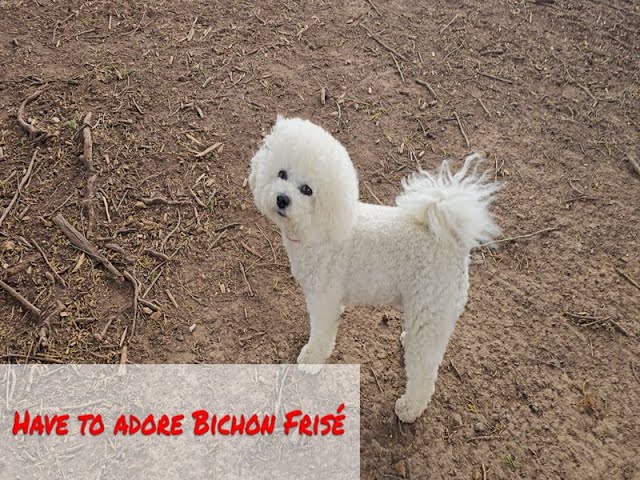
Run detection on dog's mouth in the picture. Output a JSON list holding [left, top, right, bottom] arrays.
[[276, 210, 287, 218]]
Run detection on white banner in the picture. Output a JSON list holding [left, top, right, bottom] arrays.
[[0, 364, 360, 479]]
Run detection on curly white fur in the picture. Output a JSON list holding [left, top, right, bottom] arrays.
[[250, 117, 500, 423]]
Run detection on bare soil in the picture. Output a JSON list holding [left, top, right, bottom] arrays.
[[1, 0, 639, 478]]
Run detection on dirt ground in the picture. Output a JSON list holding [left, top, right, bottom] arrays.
[[1, 0, 639, 478]]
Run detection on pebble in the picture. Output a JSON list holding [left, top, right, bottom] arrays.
[[394, 460, 407, 478], [474, 422, 486, 433]]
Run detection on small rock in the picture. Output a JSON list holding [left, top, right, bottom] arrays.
[[141, 306, 153, 315], [451, 413, 463, 427], [474, 422, 486, 433], [134, 201, 147, 209], [394, 460, 407, 478], [530, 403, 544, 416], [51, 116, 61, 123], [189, 323, 196, 333]]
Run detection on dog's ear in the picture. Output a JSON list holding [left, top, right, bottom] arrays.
[[249, 143, 268, 195], [314, 164, 359, 244]]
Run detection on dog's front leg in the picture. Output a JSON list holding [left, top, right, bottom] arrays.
[[297, 290, 341, 372]]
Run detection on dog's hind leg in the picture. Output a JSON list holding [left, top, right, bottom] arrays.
[[297, 289, 342, 373], [395, 302, 457, 423]]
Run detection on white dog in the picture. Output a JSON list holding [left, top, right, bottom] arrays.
[[249, 117, 500, 423]]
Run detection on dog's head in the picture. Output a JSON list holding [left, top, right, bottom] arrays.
[[249, 116, 359, 244]]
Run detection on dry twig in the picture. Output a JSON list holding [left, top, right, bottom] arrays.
[[0, 279, 42, 317], [415, 79, 438, 100], [79, 113, 97, 236], [53, 213, 123, 280], [0, 148, 39, 228], [123, 271, 140, 337], [616, 268, 640, 292], [453, 111, 470, 147], [17, 89, 48, 139], [626, 154, 640, 178], [32, 239, 66, 286], [480, 227, 559, 247], [360, 24, 409, 62]]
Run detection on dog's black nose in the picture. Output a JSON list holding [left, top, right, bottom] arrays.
[[276, 194, 290, 209]]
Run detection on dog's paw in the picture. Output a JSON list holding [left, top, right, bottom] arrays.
[[297, 363, 324, 375], [296, 343, 328, 375], [394, 395, 422, 424]]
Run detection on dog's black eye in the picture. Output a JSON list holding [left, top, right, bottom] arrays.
[[278, 170, 287, 180], [300, 184, 313, 196]]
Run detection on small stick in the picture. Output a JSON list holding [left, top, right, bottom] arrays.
[[123, 271, 139, 337], [616, 268, 640, 292], [0, 279, 42, 317], [240, 241, 261, 258], [360, 24, 409, 62], [179, 15, 198, 42], [453, 111, 470, 147], [142, 268, 163, 298], [17, 90, 48, 139], [79, 113, 96, 236], [481, 463, 488, 480], [37, 301, 65, 349], [239, 262, 254, 296], [449, 359, 462, 379], [32, 239, 66, 286], [189, 188, 206, 207], [439, 14, 461, 34], [575, 82, 598, 108], [101, 195, 111, 222], [53, 213, 123, 280], [415, 79, 438, 100], [166, 289, 179, 308], [0, 148, 39, 228], [472, 94, 490, 116], [370, 365, 384, 393], [467, 434, 500, 443], [364, 182, 383, 205], [255, 222, 277, 263], [607, 318, 633, 337], [161, 211, 181, 249], [626, 154, 640, 177], [0, 353, 64, 364], [480, 227, 559, 247], [392, 54, 405, 83], [143, 249, 171, 261], [365, 0, 382, 16], [211, 229, 227, 248], [138, 196, 190, 206], [138, 298, 160, 311], [320, 87, 327, 105], [95, 316, 114, 342], [477, 71, 514, 84], [194, 142, 223, 158], [214, 222, 241, 233]]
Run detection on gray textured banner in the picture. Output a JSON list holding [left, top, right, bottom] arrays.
[[0, 364, 359, 479]]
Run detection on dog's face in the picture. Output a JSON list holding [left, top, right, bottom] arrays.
[[249, 117, 359, 244]]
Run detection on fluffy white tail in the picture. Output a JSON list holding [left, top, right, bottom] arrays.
[[396, 154, 501, 249]]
